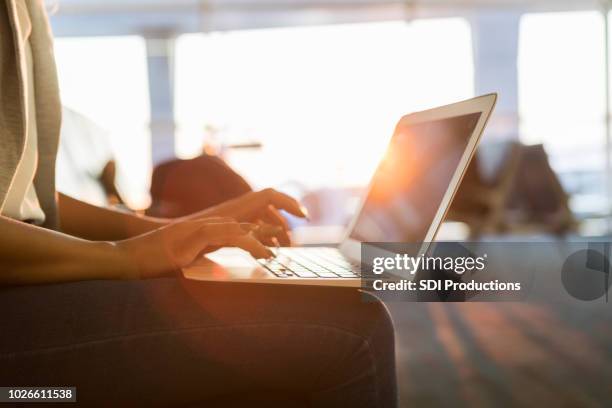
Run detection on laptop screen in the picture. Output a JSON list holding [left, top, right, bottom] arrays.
[[349, 112, 482, 243]]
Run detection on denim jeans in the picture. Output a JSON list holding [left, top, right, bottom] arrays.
[[0, 278, 397, 407]]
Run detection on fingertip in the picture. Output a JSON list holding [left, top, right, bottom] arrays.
[[277, 231, 291, 247], [253, 252, 274, 260], [299, 205, 310, 220]]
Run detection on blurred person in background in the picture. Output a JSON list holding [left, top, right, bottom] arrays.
[[148, 150, 253, 219], [56, 106, 121, 206], [0, 1, 396, 406]]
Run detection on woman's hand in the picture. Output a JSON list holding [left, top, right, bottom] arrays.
[[116, 217, 275, 279], [58, 189, 307, 247], [191, 188, 309, 246], [0, 215, 278, 285]]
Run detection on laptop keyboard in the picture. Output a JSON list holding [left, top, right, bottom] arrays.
[[257, 248, 361, 279]]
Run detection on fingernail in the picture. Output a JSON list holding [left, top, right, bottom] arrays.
[[300, 205, 310, 220], [240, 223, 258, 232]]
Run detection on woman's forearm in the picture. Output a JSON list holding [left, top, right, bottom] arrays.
[[0, 216, 134, 286], [58, 193, 166, 241]]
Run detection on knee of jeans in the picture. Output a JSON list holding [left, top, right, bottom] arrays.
[[360, 295, 395, 347]]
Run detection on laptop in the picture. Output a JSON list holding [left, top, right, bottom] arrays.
[[183, 93, 497, 287]]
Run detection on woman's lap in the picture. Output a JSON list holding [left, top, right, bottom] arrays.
[[0, 278, 397, 407]]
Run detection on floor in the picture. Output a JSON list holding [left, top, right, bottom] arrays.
[[387, 238, 612, 408]]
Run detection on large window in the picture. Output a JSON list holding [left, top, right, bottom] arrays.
[[519, 11, 607, 216], [174, 19, 474, 194], [54, 36, 151, 209]]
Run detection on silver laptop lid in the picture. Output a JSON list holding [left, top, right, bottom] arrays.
[[339, 94, 497, 262]]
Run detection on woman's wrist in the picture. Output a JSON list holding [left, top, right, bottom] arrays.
[[112, 231, 177, 280], [93, 240, 140, 280]]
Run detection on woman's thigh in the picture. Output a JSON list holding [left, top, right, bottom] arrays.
[[0, 278, 396, 407]]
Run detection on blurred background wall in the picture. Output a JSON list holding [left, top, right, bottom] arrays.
[[48, 0, 612, 236]]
